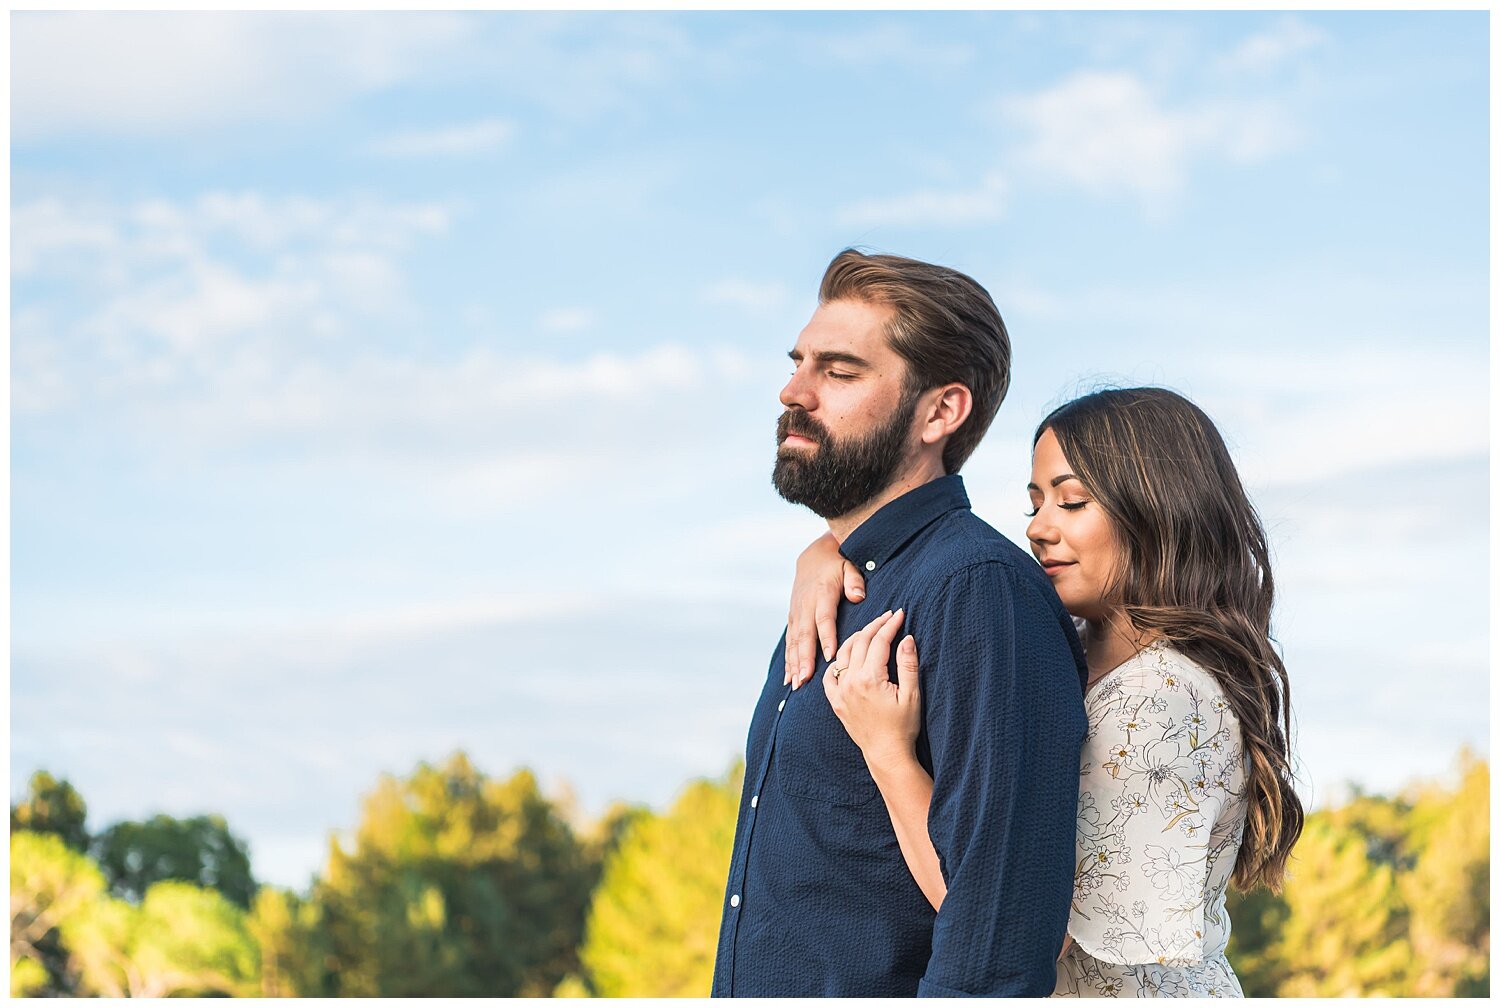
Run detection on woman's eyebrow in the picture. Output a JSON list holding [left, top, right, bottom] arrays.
[[1026, 474, 1082, 491]]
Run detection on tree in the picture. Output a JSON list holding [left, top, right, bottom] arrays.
[[1224, 884, 1290, 996], [62, 881, 259, 997], [578, 761, 742, 997], [1270, 812, 1413, 996], [247, 885, 334, 997], [91, 813, 257, 909], [311, 751, 596, 996], [11, 771, 89, 853], [10, 831, 106, 995], [1400, 754, 1489, 996]]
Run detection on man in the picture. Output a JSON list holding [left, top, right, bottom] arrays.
[[711, 250, 1088, 997]]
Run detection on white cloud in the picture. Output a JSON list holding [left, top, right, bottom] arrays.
[[370, 117, 515, 158], [1217, 16, 1326, 76], [835, 173, 1007, 229], [811, 20, 976, 70], [538, 306, 597, 333], [13, 193, 452, 416], [1181, 344, 1488, 488], [999, 71, 1297, 203], [701, 279, 791, 313], [12, 189, 761, 518], [12, 11, 472, 139]]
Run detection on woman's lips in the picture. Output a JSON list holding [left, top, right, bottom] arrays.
[[1041, 561, 1075, 577]]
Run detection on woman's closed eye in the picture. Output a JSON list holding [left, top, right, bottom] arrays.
[[1025, 499, 1092, 517]]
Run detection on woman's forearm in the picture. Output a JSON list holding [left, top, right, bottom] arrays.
[[865, 750, 947, 911]]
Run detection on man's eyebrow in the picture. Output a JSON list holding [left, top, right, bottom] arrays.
[[1025, 474, 1083, 491], [786, 349, 874, 369]]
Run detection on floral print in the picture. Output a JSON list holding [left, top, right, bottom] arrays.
[[1054, 643, 1247, 998]]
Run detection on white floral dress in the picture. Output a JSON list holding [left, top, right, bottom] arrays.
[[1053, 642, 1247, 998]]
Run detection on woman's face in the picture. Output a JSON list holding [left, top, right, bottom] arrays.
[[1026, 428, 1123, 622]]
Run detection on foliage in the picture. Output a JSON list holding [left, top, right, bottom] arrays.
[[247, 885, 334, 997], [90, 812, 258, 909], [1226, 753, 1489, 997], [577, 760, 742, 997], [310, 751, 596, 996], [11, 771, 90, 853], [10, 830, 106, 995], [62, 881, 259, 997], [11, 752, 1486, 999]]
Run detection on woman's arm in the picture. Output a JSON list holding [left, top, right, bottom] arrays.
[[865, 745, 947, 910], [830, 612, 1078, 959], [825, 611, 945, 910], [785, 532, 866, 688]]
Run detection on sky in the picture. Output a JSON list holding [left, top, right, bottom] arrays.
[[11, 11, 1489, 891]]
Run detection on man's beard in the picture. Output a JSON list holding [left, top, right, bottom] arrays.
[[772, 389, 921, 520]]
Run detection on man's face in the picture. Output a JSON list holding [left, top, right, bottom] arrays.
[[772, 299, 922, 519]]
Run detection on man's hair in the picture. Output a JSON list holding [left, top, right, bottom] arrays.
[[817, 249, 1010, 474]]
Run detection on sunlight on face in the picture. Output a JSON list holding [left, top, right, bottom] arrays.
[[1025, 428, 1123, 622]]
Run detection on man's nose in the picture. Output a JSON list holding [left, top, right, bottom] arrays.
[[780, 365, 816, 411]]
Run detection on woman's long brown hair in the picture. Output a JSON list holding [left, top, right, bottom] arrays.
[[1039, 387, 1304, 892]]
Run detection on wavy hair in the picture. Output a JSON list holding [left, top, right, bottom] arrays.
[[1038, 387, 1303, 892]]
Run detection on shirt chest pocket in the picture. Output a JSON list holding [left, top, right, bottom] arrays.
[[774, 683, 879, 808]]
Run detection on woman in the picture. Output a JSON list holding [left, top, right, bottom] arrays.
[[785, 387, 1302, 997]]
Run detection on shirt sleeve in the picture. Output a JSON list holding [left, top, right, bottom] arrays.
[[916, 562, 1088, 997], [1065, 657, 1237, 967]]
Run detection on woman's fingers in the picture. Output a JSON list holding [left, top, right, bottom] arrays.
[[895, 634, 920, 707], [841, 560, 867, 604], [866, 608, 906, 664], [814, 593, 839, 666], [848, 609, 896, 672]]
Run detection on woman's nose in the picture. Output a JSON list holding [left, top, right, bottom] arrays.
[[1027, 509, 1058, 546]]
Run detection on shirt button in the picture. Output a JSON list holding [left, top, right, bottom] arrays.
[[730, 894, 741, 908], [865, 560, 876, 571], [777, 699, 785, 711], [750, 795, 758, 808]]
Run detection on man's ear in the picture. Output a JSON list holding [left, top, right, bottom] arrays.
[[919, 383, 973, 446]]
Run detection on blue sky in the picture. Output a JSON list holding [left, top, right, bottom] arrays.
[[11, 11, 1488, 890]]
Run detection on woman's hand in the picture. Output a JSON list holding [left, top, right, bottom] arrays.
[[823, 609, 921, 771], [785, 532, 866, 689]]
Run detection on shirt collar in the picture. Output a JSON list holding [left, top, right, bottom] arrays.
[[838, 474, 971, 576]]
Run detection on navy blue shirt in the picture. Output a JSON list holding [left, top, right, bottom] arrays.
[[712, 475, 1088, 997]]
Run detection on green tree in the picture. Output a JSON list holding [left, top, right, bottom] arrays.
[[1224, 884, 1290, 996], [311, 751, 595, 996], [247, 885, 335, 997], [578, 761, 742, 997], [11, 770, 89, 852], [90, 812, 258, 909], [1400, 754, 1489, 996], [62, 880, 259, 997], [1271, 812, 1413, 996], [10, 830, 106, 996]]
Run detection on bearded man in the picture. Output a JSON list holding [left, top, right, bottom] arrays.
[[711, 250, 1088, 997]]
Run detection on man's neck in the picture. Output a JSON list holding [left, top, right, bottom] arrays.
[[826, 456, 949, 543]]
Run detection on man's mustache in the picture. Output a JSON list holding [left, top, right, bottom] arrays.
[[777, 409, 828, 444]]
